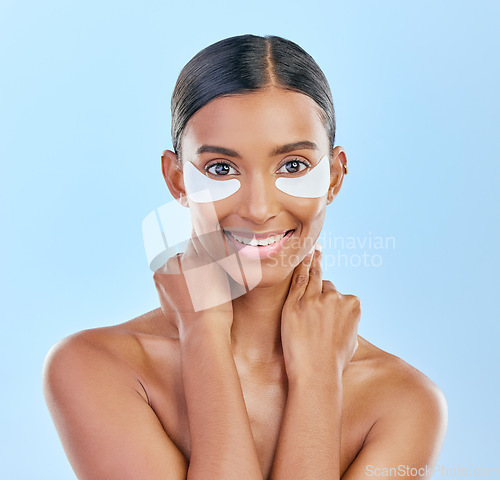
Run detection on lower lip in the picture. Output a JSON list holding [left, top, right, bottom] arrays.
[[224, 230, 295, 258]]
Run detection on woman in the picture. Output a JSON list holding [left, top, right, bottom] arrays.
[[43, 34, 447, 479]]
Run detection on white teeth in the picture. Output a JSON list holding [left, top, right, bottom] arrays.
[[227, 231, 289, 247]]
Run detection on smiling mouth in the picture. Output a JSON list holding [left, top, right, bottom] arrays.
[[224, 229, 295, 247]]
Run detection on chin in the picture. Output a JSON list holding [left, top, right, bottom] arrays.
[[224, 257, 294, 292]]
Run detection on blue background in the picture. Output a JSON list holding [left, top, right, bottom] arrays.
[[1, 0, 498, 477]]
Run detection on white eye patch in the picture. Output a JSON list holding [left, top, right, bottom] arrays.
[[183, 161, 241, 203], [183, 154, 331, 203], [275, 155, 331, 198]]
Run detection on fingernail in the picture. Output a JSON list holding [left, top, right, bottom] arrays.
[[315, 242, 322, 252]]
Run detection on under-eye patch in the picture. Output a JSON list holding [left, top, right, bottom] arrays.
[[183, 161, 241, 203], [275, 155, 331, 198], [183, 154, 331, 203]]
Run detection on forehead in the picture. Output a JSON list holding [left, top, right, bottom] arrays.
[[181, 88, 329, 157]]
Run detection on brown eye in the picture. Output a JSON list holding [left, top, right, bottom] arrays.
[[278, 159, 310, 174], [206, 162, 237, 176]]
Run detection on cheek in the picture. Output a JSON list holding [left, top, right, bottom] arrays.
[[188, 198, 237, 233], [189, 202, 220, 235], [278, 198, 326, 252], [187, 202, 229, 262], [187, 202, 264, 290], [296, 200, 327, 246], [293, 197, 327, 228]]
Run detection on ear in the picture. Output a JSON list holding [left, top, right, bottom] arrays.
[[326, 146, 347, 205], [161, 150, 189, 207]]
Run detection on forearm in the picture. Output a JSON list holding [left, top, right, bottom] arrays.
[[270, 370, 343, 480], [180, 316, 263, 480]]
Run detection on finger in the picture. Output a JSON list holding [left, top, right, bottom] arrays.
[[346, 294, 362, 323], [176, 253, 183, 274], [192, 227, 228, 263], [321, 279, 338, 293], [303, 247, 323, 298], [181, 234, 223, 273], [286, 250, 314, 304], [184, 234, 210, 267], [155, 253, 182, 276]]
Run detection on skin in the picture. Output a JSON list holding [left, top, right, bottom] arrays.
[[42, 87, 448, 479]]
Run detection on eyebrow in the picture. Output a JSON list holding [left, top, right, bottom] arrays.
[[271, 141, 318, 156], [196, 145, 242, 158], [195, 141, 319, 158]]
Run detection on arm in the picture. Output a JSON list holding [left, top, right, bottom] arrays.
[[179, 315, 263, 480], [43, 324, 263, 480], [270, 246, 359, 479], [42, 332, 188, 480], [270, 368, 343, 479], [271, 361, 447, 480], [269, 248, 447, 479], [152, 247, 263, 479]]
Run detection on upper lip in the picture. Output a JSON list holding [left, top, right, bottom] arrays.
[[223, 228, 294, 240]]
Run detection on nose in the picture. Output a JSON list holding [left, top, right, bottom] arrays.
[[236, 173, 281, 225]]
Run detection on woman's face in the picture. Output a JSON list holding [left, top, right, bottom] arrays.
[[165, 87, 345, 288]]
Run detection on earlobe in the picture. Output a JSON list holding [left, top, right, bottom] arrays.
[[326, 147, 347, 204], [161, 150, 189, 207]]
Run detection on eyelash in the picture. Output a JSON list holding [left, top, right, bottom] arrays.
[[277, 158, 311, 174], [205, 161, 239, 176], [205, 158, 312, 176]]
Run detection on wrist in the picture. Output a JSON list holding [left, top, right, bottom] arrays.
[[287, 365, 343, 391], [179, 311, 232, 344]]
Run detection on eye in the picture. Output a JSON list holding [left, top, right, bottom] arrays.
[[277, 158, 311, 174], [205, 161, 238, 176]]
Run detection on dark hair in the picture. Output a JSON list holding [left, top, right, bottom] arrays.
[[171, 34, 335, 160]]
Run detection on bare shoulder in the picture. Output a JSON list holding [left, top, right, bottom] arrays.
[[42, 308, 168, 403], [42, 310, 189, 479], [337, 340, 448, 475], [351, 335, 448, 427], [43, 322, 141, 371], [338, 337, 449, 475]]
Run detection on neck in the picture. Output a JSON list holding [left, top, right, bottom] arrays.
[[230, 272, 293, 364]]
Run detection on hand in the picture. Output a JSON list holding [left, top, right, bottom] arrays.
[[153, 231, 235, 337], [280, 244, 361, 383]]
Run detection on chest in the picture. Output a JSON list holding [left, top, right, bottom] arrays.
[[140, 341, 369, 479]]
